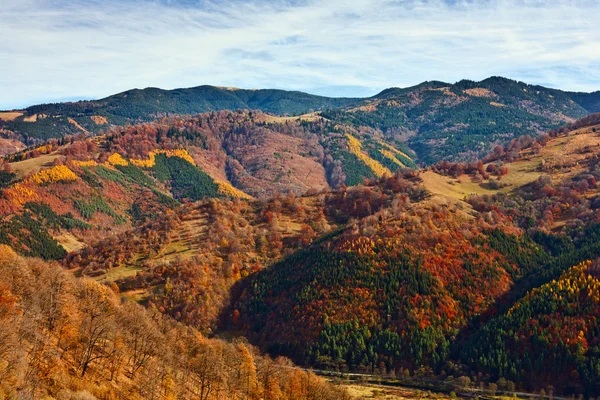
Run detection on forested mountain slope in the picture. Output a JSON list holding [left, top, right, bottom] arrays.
[[0, 245, 348, 399], [462, 260, 600, 394], [0, 86, 359, 142], [2, 77, 599, 165], [0, 110, 419, 262], [4, 108, 600, 396], [225, 115, 600, 395], [61, 113, 600, 394], [325, 77, 600, 163]]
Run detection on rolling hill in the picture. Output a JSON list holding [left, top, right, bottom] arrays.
[[224, 114, 600, 394], [0, 110, 418, 262], [4, 103, 600, 396], [0, 86, 360, 142], [42, 113, 600, 396], [462, 260, 600, 394], [324, 77, 600, 163], [2, 77, 599, 165], [0, 245, 348, 400]]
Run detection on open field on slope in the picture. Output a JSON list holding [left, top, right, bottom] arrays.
[[156, 213, 209, 263], [97, 265, 144, 284], [421, 171, 493, 200], [262, 112, 322, 123], [423, 124, 600, 200], [55, 232, 86, 253], [10, 153, 64, 179], [0, 111, 24, 121]]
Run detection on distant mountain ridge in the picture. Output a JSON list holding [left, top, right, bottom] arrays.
[[0, 85, 361, 141], [1, 77, 599, 164]]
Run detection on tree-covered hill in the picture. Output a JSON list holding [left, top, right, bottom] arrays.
[[462, 260, 600, 394], [0, 245, 348, 399], [325, 77, 600, 163], [0, 110, 418, 261], [222, 116, 600, 395], [5, 104, 600, 397], [2, 78, 599, 165], [0, 86, 360, 141]]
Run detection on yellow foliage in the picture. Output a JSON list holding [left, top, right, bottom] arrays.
[[346, 134, 391, 178], [378, 141, 413, 161], [27, 165, 78, 185], [0, 244, 17, 263], [130, 149, 196, 168], [215, 180, 252, 199], [379, 149, 405, 168], [4, 183, 38, 206], [508, 260, 600, 315], [107, 153, 129, 166], [34, 144, 55, 155], [5, 165, 78, 206], [130, 155, 155, 168], [164, 149, 196, 165]]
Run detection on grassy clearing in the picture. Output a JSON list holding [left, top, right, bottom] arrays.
[[421, 171, 493, 200], [54, 232, 86, 253], [342, 383, 456, 400], [421, 125, 600, 201], [121, 288, 153, 303], [10, 153, 64, 179], [263, 112, 322, 123], [95, 265, 143, 283], [0, 111, 23, 121]]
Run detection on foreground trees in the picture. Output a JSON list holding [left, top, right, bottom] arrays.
[[0, 245, 348, 399]]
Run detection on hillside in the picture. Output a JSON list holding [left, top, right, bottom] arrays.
[[4, 112, 600, 396], [60, 113, 600, 394], [325, 77, 600, 163], [0, 245, 348, 399], [65, 192, 342, 332], [224, 115, 600, 394], [0, 110, 422, 261], [0, 86, 359, 142], [2, 78, 599, 165], [462, 260, 600, 394]]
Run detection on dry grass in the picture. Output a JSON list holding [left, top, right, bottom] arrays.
[[55, 232, 86, 253], [121, 288, 152, 303], [262, 112, 322, 123], [423, 124, 600, 202], [68, 118, 89, 133], [464, 88, 495, 98], [421, 171, 494, 200], [150, 213, 209, 264], [90, 115, 108, 125], [96, 265, 143, 283], [10, 153, 64, 179], [0, 111, 23, 121], [23, 114, 47, 122], [343, 383, 453, 400]]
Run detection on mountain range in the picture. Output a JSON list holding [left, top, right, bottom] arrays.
[[2, 77, 600, 164]]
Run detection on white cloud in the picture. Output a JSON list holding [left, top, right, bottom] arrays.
[[0, 0, 599, 109]]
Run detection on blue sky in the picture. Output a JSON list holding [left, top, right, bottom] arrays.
[[1, 0, 599, 109]]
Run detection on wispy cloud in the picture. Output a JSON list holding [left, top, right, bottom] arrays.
[[1, 0, 599, 109]]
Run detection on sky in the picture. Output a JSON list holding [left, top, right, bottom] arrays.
[[1, 0, 600, 109]]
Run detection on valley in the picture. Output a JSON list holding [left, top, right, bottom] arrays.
[[2, 85, 600, 398], [6, 0, 600, 396]]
